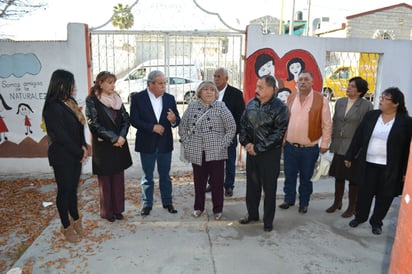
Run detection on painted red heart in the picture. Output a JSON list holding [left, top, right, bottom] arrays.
[[244, 48, 323, 103]]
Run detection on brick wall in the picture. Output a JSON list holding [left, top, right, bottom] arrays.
[[347, 6, 412, 39]]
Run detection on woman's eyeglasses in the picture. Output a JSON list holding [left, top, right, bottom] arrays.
[[379, 95, 393, 102]]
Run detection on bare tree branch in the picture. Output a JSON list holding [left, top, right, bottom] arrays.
[[0, 0, 46, 19]]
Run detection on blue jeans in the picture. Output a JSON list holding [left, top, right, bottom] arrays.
[[140, 151, 173, 207], [224, 136, 238, 190], [283, 142, 319, 207]]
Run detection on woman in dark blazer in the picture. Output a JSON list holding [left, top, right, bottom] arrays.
[[345, 87, 412, 235], [43, 69, 88, 243], [86, 71, 132, 222], [326, 77, 373, 217]]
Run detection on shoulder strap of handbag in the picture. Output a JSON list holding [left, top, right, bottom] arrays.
[[190, 108, 211, 133], [196, 109, 211, 125]]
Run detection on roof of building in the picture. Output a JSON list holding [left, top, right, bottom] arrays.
[[346, 2, 412, 19]]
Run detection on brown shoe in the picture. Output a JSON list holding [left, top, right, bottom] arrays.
[[341, 208, 355, 218], [61, 225, 81, 243], [279, 202, 294, 209], [325, 202, 342, 213], [326, 181, 344, 213], [341, 184, 357, 218], [71, 216, 84, 237]]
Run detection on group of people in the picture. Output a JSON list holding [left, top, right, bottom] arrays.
[[42, 67, 243, 242], [275, 72, 412, 237], [42, 65, 411, 242]]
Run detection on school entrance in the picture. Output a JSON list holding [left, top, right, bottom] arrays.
[[89, 29, 244, 140]]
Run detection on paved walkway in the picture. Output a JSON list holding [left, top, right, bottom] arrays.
[[9, 142, 398, 274]]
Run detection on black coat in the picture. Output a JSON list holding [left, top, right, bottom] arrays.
[[222, 85, 245, 134], [345, 110, 412, 197], [239, 95, 289, 154], [43, 99, 86, 166], [86, 96, 132, 175]]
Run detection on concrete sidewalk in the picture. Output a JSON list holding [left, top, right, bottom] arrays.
[[10, 180, 398, 273], [9, 142, 398, 274]]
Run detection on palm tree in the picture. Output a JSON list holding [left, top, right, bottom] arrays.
[[112, 3, 134, 30]]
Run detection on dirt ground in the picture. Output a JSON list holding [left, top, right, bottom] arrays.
[[0, 177, 59, 273], [0, 173, 193, 274]]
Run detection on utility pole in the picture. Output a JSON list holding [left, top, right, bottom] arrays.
[[306, 0, 312, 36], [289, 0, 296, 35], [279, 0, 285, 35]]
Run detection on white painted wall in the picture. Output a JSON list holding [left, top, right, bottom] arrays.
[[0, 23, 92, 175]]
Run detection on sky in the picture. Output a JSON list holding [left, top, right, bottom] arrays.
[[0, 0, 411, 40]]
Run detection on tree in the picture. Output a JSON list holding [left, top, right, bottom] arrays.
[[112, 3, 134, 30], [0, 0, 46, 19]]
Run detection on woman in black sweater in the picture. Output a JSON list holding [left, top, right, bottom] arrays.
[[43, 69, 88, 243]]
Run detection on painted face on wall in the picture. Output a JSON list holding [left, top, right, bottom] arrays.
[[277, 90, 291, 103], [258, 60, 275, 78], [289, 62, 302, 78], [18, 105, 30, 116]]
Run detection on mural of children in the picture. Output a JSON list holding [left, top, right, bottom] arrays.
[[0, 94, 12, 142], [277, 87, 292, 104], [16, 103, 34, 135], [284, 57, 305, 93], [254, 53, 284, 89]]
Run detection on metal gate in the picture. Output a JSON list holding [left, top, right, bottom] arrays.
[[90, 30, 244, 100], [89, 30, 244, 140]]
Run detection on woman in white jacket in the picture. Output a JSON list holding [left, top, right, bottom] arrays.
[[179, 81, 236, 220]]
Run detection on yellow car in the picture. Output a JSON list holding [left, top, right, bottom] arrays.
[[323, 53, 378, 100]]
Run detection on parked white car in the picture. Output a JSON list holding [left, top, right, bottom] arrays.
[[116, 58, 202, 103], [119, 76, 201, 104]]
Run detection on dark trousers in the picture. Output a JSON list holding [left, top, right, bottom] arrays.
[[98, 171, 125, 219], [53, 162, 82, 228], [246, 148, 281, 227], [355, 162, 394, 227], [192, 152, 224, 214], [224, 136, 238, 190]]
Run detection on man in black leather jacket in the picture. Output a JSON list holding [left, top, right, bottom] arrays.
[[238, 75, 289, 232]]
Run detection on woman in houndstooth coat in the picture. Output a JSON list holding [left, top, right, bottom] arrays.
[[179, 80, 236, 220]]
